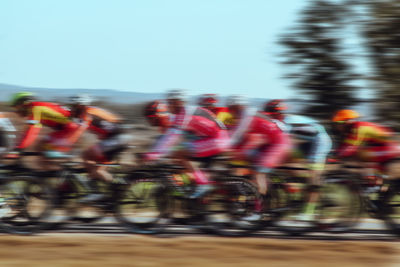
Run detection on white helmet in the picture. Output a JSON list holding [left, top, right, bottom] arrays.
[[69, 94, 92, 106], [226, 95, 247, 107], [166, 89, 187, 102]]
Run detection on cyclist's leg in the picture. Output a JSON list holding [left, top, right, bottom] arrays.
[[302, 133, 332, 216], [254, 140, 292, 196], [178, 131, 229, 198], [82, 145, 113, 182], [373, 143, 400, 181], [83, 134, 132, 182]]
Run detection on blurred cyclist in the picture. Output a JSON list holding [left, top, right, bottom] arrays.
[[144, 89, 230, 199], [231, 100, 291, 200], [68, 94, 132, 203], [266, 99, 332, 220], [10, 92, 84, 160], [332, 109, 400, 180]]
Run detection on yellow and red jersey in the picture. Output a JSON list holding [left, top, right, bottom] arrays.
[[337, 121, 395, 158], [17, 102, 74, 149], [210, 107, 235, 128]]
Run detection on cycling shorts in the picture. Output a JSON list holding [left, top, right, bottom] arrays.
[[291, 132, 332, 168], [93, 133, 132, 162], [181, 130, 230, 158]]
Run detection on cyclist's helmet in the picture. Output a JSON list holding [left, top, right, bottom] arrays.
[[166, 89, 187, 102], [264, 99, 287, 120], [332, 109, 360, 123], [264, 99, 287, 113], [198, 94, 218, 107], [69, 94, 92, 106], [10, 92, 35, 107], [144, 100, 168, 118], [144, 100, 170, 130], [226, 95, 247, 107]]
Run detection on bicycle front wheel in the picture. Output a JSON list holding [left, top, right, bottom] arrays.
[[114, 175, 169, 234], [0, 175, 54, 234]]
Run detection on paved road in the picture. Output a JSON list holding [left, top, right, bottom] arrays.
[[23, 218, 397, 241]]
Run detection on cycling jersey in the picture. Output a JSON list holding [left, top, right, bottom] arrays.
[[17, 102, 80, 149], [208, 107, 235, 127], [83, 106, 122, 139], [233, 111, 291, 173], [284, 114, 332, 165], [229, 107, 258, 145], [146, 106, 229, 160], [337, 121, 395, 158], [334, 121, 400, 168], [72, 106, 130, 162]]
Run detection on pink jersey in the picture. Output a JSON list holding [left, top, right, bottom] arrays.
[[146, 106, 228, 160], [233, 111, 291, 171], [235, 112, 287, 149]]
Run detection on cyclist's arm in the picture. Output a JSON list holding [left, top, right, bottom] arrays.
[[16, 107, 43, 149], [231, 117, 256, 150], [66, 120, 90, 146], [145, 127, 183, 161], [336, 127, 365, 158], [229, 108, 256, 147]]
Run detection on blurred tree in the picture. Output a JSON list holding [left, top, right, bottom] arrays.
[[279, 0, 360, 120], [361, 1, 400, 129]]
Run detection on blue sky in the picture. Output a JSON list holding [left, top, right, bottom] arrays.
[[0, 0, 307, 98]]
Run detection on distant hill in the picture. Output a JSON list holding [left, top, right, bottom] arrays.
[[0, 82, 375, 118], [0, 83, 164, 104]]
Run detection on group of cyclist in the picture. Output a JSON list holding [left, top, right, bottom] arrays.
[[2, 90, 400, 220]]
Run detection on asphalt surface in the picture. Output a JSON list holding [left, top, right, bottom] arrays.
[[11, 217, 396, 241]]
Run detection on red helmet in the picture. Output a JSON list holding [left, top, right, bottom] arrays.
[[144, 100, 168, 118], [198, 94, 218, 107], [264, 99, 287, 113], [144, 100, 170, 130], [264, 99, 287, 120]]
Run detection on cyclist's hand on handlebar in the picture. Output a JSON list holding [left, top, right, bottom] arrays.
[[327, 158, 340, 164], [136, 152, 154, 166], [4, 148, 21, 159]]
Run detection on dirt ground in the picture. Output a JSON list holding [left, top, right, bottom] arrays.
[[0, 235, 398, 267]]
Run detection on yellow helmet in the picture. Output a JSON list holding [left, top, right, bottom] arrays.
[[332, 109, 360, 122]]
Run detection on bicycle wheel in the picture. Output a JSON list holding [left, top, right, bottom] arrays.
[[201, 178, 264, 236], [273, 170, 363, 235], [271, 181, 312, 235], [0, 175, 54, 234], [381, 181, 400, 237], [114, 175, 169, 234], [39, 172, 95, 230], [314, 174, 362, 233]]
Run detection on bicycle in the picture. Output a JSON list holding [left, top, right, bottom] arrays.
[[114, 157, 263, 236], [261, 164, 362, 235]]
